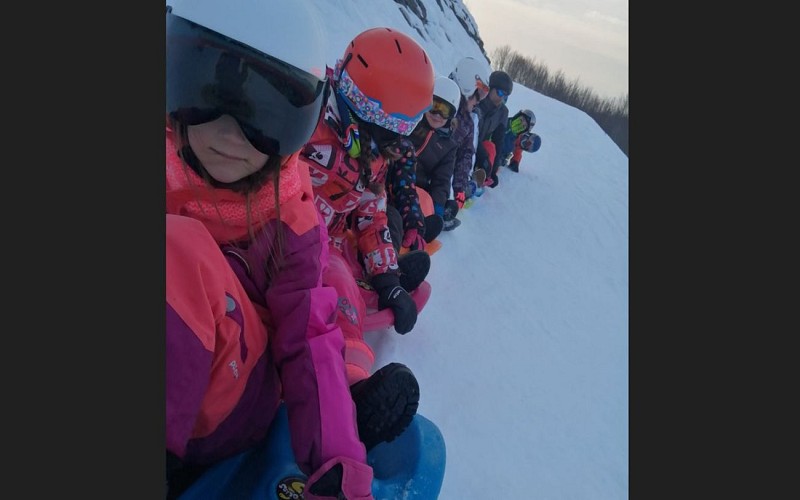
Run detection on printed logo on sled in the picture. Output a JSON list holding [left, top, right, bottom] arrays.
[[276, 476, 305, 499]]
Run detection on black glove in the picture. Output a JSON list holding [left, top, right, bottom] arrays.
[[372, 273, 417, 334], [307, 463, 344, 498]]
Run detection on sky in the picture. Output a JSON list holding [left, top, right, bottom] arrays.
[[172, 1, 629, 498], [464, 0, 629, 100]]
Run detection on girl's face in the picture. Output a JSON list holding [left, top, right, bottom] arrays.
[[186, 114, 269, 184], [424, 98, 454, 130]]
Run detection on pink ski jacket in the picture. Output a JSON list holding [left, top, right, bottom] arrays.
[[165, 127, 371, 496]]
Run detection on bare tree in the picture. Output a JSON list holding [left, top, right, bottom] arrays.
[[489, 45, 628, 156]]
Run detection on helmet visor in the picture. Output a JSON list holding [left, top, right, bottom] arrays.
[[166, 14, 327, 156]]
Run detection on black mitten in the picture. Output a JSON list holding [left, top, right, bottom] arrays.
[[372, 273, 417, 334], [307, 463, 344, 498]]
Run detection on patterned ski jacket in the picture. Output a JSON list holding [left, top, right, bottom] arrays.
[[165, 128, 367, 478], [299, 77, 403, 278], [449, 95, 477, 197]]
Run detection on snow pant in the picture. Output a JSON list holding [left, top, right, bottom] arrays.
[[511, 142, 524, 165], [482, 140, 499, 178], [324, 241, 375, 385]]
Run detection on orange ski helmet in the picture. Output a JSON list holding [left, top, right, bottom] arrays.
[[334, 27, 434, 136]]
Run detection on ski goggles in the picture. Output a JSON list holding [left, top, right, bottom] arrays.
[[166, 14, 327, 156], [367, 122, 403, 150], [495, 88, 510, 102], [521, 133, 540, 152], [428, 97, 456, 120], [520, 135, 533, 151]]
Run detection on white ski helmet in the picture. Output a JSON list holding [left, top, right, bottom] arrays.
[[449, 57, 491, 98], [166, 0, 328, 155], [433, 75, 462, 115], [520, 109, 536, 129]]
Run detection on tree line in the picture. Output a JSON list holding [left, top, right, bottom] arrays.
[[490, 45, 628, 157]]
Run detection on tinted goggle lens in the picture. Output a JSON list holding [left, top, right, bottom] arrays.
[[369, 123, 401, 149], [166, 14, 327, 156], [429, 98, 455, 120]]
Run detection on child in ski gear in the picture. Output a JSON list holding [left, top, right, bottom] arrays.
[[500, 109, 536, 172], [166, 4, 418, 499], [445, 57, 491, 229], [505, 131, 543, 172], [412, 76, 461, 218], [386, 75, 461, 247], [474, 70, 513, 188], [297, 27, 434, 364]]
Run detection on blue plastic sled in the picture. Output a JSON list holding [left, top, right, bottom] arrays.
[[179, 404, 446, 499]]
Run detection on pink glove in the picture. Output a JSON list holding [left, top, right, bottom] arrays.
[[402, 228, 426, 251], [455, 191, 466, 209]]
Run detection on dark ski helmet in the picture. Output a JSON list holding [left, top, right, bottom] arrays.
[[488, 70, 513, 94], [334, 27, 435, 136], [166, 0, 328, 156], [520, 132, 541, 153]]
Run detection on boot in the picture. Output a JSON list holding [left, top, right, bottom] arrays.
[[397, 250, 430, 292], [508, 160, 519, 173], [442, 217, 461, 231], [423, 214, 444, 243], [443, 199, 459, 222], [350, 363, 420, 451]]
